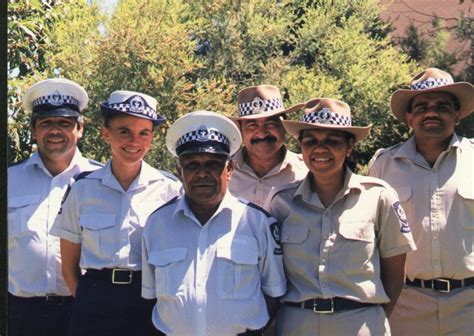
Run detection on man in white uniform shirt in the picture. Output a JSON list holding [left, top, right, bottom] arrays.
[[8, 78, 102, 336], [142, 111, 287, 336]]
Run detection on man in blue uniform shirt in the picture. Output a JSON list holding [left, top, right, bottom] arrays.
[[8, 78, 102, 336]]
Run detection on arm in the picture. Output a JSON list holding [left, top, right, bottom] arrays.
[[264, 293, 281, 327], [380, 253, 406, 318], [60, 239, 82, 297]]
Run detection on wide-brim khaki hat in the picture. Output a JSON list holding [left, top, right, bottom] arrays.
[[231, 85, 304, 121], [283, 98, 371, 142], [391, 68, 474, 123], [166, 111, 242, 158]]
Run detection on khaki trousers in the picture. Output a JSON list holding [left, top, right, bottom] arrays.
[[275, 304, 390, 336], [389, 285, 474, 336]]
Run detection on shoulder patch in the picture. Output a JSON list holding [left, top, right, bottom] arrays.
[[149, 196, 179, 217], [246, 201, 273, 218], [73, 171, 94, 181], [270, 221, 282, 255], [392, 201, 411, 233]]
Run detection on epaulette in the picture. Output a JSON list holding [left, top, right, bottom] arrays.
[[88, 159, 104, 167], [157, 169, 179, 182], [271, 180, 301, 196], [241, 200, 273, 218], [368, 142, 404, 166], [73, 171, 94, 181], [359, 175, 392, 189], [149, 196, 179, 217], [8, 157, 28, 168]]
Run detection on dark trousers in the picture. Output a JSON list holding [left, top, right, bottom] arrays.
[[69, 271, 163, 336], [8, 292, 73, 336]]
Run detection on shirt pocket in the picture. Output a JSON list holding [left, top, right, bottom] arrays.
[[79, 214, 117, 258], [216, 236, 260, 299], [457, 184, 474, 229], [8, 195, 43, 238], [148, 248, 187, 298], [280, 223, 309, 244], [338, 220, 376, 243]]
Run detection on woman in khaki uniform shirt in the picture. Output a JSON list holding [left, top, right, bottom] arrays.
[[265, 98, 416, 336]]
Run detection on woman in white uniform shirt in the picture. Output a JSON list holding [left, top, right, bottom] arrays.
[[52, 91, 181, 336]]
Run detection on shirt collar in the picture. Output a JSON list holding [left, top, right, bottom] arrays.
[[25, 148, 87, 176], [293, 167, 361, 206], [173, 190, 234, 226], [393, 133, 461, 160]]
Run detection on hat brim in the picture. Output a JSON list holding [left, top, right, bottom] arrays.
[[282, 120, 371, 142], [177, 142, 230, 158], [99, 103, 165, 126], [230, 103, 305, 121], [167, 111, 242, 158], [32, 107, 81, 119], [391, 82, 474, 123]]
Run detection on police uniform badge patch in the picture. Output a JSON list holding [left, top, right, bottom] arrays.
[[270, 222, 282, 255], [392, 201, 411, 233], [129, 95, 145, 113], [50, 91, 64, 106]]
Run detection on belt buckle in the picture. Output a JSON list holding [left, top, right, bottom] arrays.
[[112, 269, 132, 284], [432, 278, 450, 293], [313, 298, 334, 314]]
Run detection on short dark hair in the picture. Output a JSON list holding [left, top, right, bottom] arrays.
[[407, 92, 460, 113]]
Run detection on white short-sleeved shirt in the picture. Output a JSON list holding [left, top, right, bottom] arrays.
[[141, 192, 287, 336], [229, 147, 308, 207], [368, 134, 473, 280], [8, 150, 102, 297], [51, 160, 181, 271], [265, 169, 416, 304]]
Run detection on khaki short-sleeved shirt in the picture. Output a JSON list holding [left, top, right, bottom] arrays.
[[368, 134, 473, 280], [51, 160, 181, 271], [229, 147, 308, 207], [265, 169, 415, 304], [141, 192, 286, 336], [8, 150, 102, 297]]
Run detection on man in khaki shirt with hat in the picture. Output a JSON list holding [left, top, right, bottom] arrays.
[[229, 85, 307, 207], [368, 67, 474, 336]]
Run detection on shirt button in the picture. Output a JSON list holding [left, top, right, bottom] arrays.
[[433, 236, 438, 240], [434, 260, 439, 264], [322, 283, 327, 287], [321, 259, 326, 263], [284, 235, 289, 240]]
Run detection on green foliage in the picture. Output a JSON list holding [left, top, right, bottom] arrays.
[[8, 0, 421, 171]]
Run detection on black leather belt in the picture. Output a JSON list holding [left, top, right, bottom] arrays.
[[85, 268, 141, 284], [286, 297, 377, 313], [9, 293, 73, 305], [406, 277, 474, 293]]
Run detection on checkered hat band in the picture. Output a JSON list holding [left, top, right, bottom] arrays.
[[411, 77, 452, 90], [33, 95, 79, 108], [176, 129, 230, 148], [302, 110, 352, 126], [238, 98, 283, 116], [107, 103, 157, 120]]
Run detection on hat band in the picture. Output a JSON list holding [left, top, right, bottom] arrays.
[[302, 108, 351, 126], [107, 102, 157, 120], [411, 77, 452, 91], [33, 94, 79, 109], [238, 97, 283, 116], [176, 127, 230, 148]]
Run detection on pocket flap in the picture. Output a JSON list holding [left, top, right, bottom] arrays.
[[458, 184, 474, 200], [217, 235, 259, 265], [338, 221, 375, 242], [149, 248, 187, 267], [280, 224, 309, 244], [79, 214, 116, 230], [8, 195, 42, 208]]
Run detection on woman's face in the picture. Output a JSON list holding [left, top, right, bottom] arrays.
[[101, 114, 154, 166], [299, 128, 354, 181]]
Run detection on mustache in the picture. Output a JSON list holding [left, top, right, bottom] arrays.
[[250, 136, 277, 145]]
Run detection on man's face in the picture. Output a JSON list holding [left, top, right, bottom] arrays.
[[240, 115, 286, 159], [406, 92, 460, 141], [32, 116, 83, 162], [177, 153, 233, 209]]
